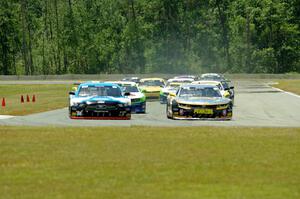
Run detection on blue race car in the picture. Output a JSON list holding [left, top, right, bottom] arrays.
[[69, 82, 131, 120]]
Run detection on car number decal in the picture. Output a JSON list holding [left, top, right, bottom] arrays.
[[194, 109, 213, 114]]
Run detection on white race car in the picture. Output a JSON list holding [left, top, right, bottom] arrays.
[[107, 81, 146, 113]]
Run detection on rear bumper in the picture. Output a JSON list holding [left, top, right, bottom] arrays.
[[70, 116, 131, 120]]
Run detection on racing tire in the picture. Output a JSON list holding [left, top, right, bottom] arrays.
[[166, 104, 173, 119], [68, 107, 73, 118]]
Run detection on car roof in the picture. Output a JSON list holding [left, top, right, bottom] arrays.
[[181, 84, 219, 89], [140, 78, 165, 81], [192, 80, 221, 85], [201, 73, 222, 77], [174, 75, 196, 79], [79, 82, 121, 87], [167, 78, 194, 82], [106, 81, 137, 86]]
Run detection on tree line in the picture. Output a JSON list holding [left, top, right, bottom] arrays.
[[0, 0, 299, 75]]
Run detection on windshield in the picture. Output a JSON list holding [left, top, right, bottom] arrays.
[[179, 87, 222, 97], [78, 85, 122, 97], [166, 83, 181, 89], [122, 85, 139, 93], [140, 80, 164, 87]]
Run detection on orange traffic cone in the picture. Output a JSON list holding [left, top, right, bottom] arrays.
[[32, 95, 36, 102], [21, 95, 24, 103], [2, 98, 5, 107], [26, 95, 30, 102]]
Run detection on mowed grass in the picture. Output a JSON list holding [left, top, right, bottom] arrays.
[[275, 79, 300, 95], [0, 84, 72, 115], [0, 126, 299, 199]]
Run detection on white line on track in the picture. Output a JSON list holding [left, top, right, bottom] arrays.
[[0, 115, 15, 120], [269, 85, 300, 99]]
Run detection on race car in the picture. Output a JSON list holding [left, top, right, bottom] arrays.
[[199, 73, 226, 81], [107, 81, 146, 113], [160, 82, 182, 104], [173, 75, 198, 81], [121, 77, 140, 84], [166, 84, 233, 120], [192, 80, 234, 104], [139, 78, 166, 100], [167, 78, 194, 84], [69, 82, 131, 120], [160, 78, 193, 104]]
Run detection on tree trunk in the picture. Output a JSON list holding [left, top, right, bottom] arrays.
[[54, 0, 61, 74], [21, 0, 29, 75], [216, 0, 230, 71], [245, 9, 251, 72], [27, 25, 34, 74]]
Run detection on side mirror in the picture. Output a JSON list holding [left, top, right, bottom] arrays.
[[224, 91, 230, 98], [224, 88, 230, 91], [124, 92, 130, 96], [69, 91, 75, 95]]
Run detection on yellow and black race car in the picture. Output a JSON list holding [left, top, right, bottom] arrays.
[[166, 84, 233, 120], [139, 78, 166, 100]]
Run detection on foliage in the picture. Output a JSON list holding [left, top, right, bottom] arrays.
[[0, 0, 299, 75]]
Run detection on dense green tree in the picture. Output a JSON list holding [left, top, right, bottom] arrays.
[[0, 0, 299, 75]]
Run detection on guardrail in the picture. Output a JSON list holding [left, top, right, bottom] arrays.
[[0, 73, 299, 81]]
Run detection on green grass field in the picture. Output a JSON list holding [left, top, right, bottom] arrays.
[[0, 84, 72, 115], [275, 80, 300, 95], [1, 126, 299, 199]]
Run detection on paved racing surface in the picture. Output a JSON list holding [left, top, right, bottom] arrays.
[[1, 80, 300, 127]]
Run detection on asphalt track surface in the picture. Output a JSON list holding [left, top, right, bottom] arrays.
[[0, 80, 300, 127]]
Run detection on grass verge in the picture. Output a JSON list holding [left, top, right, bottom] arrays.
[[0, 126, 299, 199], [0, 84, 72, 115], [274, 80, 300, 95]]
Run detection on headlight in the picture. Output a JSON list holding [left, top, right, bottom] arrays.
[[119, 102, 131, 107], [140, 95, 146, 102], [71, 101, 79, 106]]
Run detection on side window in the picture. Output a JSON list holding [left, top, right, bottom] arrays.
[[217, 84, 222, 90], [176, 88, 181, 96]]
